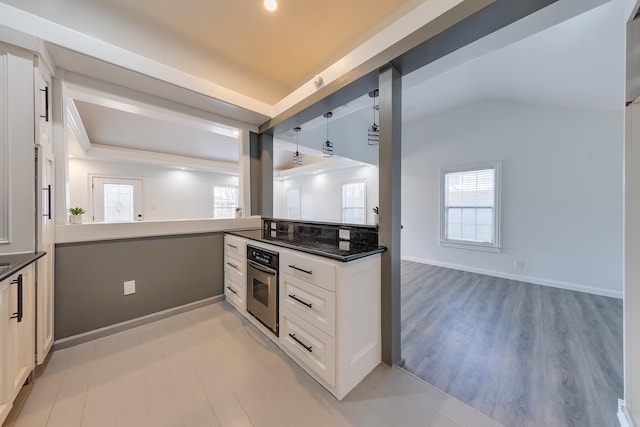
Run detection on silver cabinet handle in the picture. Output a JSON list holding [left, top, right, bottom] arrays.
[[227, 244, 238, 249], [289, 265, 312, 275], [288, 333, 312, 352], [288, 294, 312, 308], [227, 261, 239, 268]]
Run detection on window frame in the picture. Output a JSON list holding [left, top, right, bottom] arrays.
[[341, 179, 367, 225], [212, 185, 239, 219], [440, 161, 501, 252]]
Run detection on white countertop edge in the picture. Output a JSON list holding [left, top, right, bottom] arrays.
[[55, 216, 261, 244]]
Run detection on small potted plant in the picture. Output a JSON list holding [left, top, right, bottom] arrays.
[[68, 207, 86, 224], [372, 206, 379, 225], [234, 207, 242, 219]]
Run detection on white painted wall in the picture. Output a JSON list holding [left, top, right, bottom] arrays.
[[402, 100, 624, 297], [68, 158, 239, 222], [273, 165, 379, 225]]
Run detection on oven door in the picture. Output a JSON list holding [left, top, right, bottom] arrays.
[[247, 259, 278, 335]]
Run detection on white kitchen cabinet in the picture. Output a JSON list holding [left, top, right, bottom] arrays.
[[224, 235, 247, 312], [35, 63, 55, 365], [281, 308, 336, 386], [279, 248, 380, 400], [223, 233, 381, 401], [281, 272, 335, 336], [0, 264, 36, 426]]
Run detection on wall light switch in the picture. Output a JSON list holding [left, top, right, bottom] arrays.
[[339, 229, 350, 241], [124, 280, 136, 295]]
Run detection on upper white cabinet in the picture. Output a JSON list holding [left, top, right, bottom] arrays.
[[0, 46, 36, 254], [0, 264, 36, 425]]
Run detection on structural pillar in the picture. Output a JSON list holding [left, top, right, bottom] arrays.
[[378, 64, 402, 366], [249, 131, 273, 217]]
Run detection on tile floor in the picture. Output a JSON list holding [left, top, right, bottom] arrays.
[[12, 302, 502, 427]]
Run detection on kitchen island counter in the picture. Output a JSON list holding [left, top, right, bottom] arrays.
[[227, 228, 385, 262]]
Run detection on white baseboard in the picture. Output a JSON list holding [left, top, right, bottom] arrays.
[[619, 399, 636, 427], [401, 256, 623, 299], [53, 295, 225, 350]]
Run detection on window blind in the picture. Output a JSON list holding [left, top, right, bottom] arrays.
[[444, 168, 495, 244]]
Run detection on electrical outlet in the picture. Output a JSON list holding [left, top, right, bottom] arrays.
[[124, 280, 136, 295], [339, 229, 351, 241], [514, 260, 524, 269]]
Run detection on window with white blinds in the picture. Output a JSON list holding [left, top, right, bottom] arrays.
[[441, 162, 501, 251]]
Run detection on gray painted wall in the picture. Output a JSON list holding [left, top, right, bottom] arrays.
[[55, 232, 224, 339]]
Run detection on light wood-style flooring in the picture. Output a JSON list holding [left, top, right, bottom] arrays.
[[13, 302, 503, 427], [401, 261, 624, 427]]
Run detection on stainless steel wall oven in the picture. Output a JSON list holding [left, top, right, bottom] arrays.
[[246, 245, 279, 336]]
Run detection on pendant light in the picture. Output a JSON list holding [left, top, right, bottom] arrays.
[[322, 112, 334, 157], [292, 126, 302, 166], [368, 89, 379, 145]]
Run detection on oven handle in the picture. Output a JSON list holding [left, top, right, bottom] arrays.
[[247, 259, 276, 275]]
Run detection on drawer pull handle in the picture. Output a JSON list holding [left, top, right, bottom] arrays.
[[289, 265, 312, 275], [289, 294, 312, 308], [227, 244, 238, 249], [10, 274, 23, 322], [226, 286, 238, 295], [227, 262, 239, 268], [288, 333, 313, 353]]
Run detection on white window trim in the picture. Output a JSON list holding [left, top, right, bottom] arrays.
[[439, 161, 501, 252], [341, 179, 367, 225]]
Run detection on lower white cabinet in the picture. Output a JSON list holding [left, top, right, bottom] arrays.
[[0, 264, 35, 425], [281, 309, 336, 386], [36, 255, 54, 365], [223, 234, 381, 401], [224, 236, 246, 312], [279, 249, 381, 400]]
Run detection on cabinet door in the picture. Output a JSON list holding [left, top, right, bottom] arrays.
[[36, 255, 54, 365], [6, 266, 35, 399], [0, 284, 11, 425]]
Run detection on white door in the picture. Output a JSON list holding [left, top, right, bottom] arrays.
[[92, 177, 143, 222]]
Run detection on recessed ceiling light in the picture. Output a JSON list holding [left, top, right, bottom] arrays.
[[264, 0, 277, 12]]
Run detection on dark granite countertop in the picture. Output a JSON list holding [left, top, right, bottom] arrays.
[[226, 229, 385, 262], [0, 252, 46, 282]]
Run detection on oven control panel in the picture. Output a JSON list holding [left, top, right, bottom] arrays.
[[247, 245, 279, 270]]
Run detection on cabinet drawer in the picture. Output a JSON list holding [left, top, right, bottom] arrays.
[[280, 250, 336, 292], [225, 235, 246, 259], [225, 252, 245, 276], [281, 309, 335, 387], [224, 273, 246, 311], [281, 273, 335, 337]]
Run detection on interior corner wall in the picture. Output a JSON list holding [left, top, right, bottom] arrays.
[[401, 100, 624, 298], [68, 158, 239, 221], [273, 165, 379, 224]]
